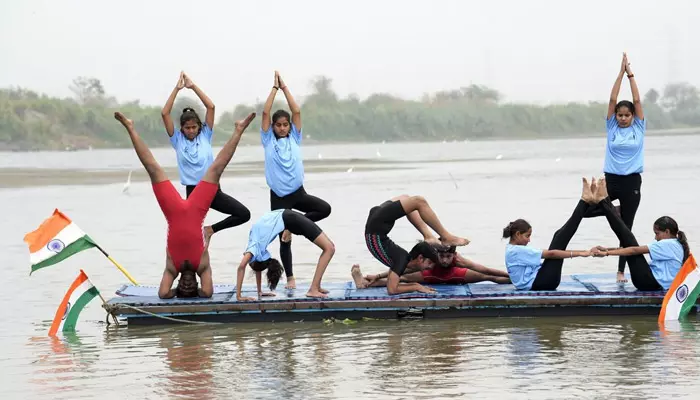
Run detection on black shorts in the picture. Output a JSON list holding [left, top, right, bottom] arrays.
[[282, 210, 323, 242], [365, 200, 406, 236], [364, 200, 409, 275]]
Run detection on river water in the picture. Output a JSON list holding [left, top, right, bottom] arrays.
[[2, 135, 700, 399]]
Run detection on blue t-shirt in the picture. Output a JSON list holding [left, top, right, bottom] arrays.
[[170, 124, 214, 186], [603, 116, 645, 176], [648, 239, 683, 290], [261, 123, 304, 197], [505, 244, 543, 290], [245, 210, 286, 263]]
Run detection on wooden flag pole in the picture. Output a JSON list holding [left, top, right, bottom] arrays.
[[94, 245, 139, 285]]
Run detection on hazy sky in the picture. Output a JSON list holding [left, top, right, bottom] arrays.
[[1, 0, 697, 111]]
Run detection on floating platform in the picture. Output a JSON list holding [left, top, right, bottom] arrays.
[[103, 274, 698, 325]]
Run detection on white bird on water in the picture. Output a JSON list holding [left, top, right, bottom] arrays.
[[122, 170, 132, 194]]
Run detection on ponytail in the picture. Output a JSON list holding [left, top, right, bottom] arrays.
[[502, 219, 531, 240], [677, 230, 690, 262]]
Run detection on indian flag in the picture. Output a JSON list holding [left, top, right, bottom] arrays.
[[49, 270, 100, 336], [659, 253, 700, 322], [24, 209, 96, 274]]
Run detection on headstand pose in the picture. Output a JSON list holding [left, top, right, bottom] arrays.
[[235, 209, 335, 300], [261, 71, 331, 289], [503, 178, 597, 291], [116, 110, 256, 299], [362, 194, 470, 295], [591, 178, 689, 291], [162, 71, 251, 241]]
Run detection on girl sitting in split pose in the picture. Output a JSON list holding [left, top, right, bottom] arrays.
[[590, 178, 689, 291], [503, 178, 598, 291]]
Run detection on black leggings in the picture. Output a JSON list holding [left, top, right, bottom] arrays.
[[584, 173, 642, 273], [282, 210, 323, 242], [271, 186, 332, 278], [185, 185, 251, 233], [531, 200, 589, 291], [598, 198, 662, 291]]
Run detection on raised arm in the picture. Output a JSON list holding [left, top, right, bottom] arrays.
[[236, 253, 255, 301], [278, 72, 301, 129], [607, 53, 628, 120], [161, 72, 185, 137], [625, 57, 644, 120], [542, 249, 591, 259], [183, 72, 216, 129], [261, 72, 280, 132]]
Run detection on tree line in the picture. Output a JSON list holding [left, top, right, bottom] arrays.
[[1, 75, 699, 151]]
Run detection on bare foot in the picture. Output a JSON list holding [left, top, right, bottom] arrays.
[[234, 112, 257, 135], [616, 271, 628, 283], [351, 264, 367, 288], [594, 177, 609, 202], [319, 287, 329, 294], [306, 288, 329, 298], [440, 234, 470, 247], [203, 226, 214, 242], [281, 230, 292, 243], [581, 177, 595, 204], [114, 112, 134, 129], [285, 276, 296, 289]]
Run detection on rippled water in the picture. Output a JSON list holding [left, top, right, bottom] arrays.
[[3, 136, 700, 399]]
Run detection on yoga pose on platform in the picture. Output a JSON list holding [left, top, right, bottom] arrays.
[[116, 110, 256, 299], [363, 194, 469, 294], [162, 71, 251, 241], [261, 71, 331, 289], [353, 241, 510, 288], [235, 209, 335, 300], [585, 53, 646, 283], [503, 178, 597, 291], [590, 178, 689, 291]]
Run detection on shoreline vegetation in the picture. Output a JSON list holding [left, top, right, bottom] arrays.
[[2, 76, 700, 152]]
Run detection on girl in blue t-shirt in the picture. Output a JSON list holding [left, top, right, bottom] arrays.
[[591, 178, 689, 291], [585, 53, 646, 283], [161, 71, 251, 240], [503, 178, 597, 291], [260, 71, 332, 289]]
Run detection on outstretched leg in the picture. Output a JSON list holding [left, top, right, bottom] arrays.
[[115, 112, 168, 184], [391, 195, 469, 247], [594, 179, 660, 290], [531, 178, 595, 291], [201, 112, 256, 185]]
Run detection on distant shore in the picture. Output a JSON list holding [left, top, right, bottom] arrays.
[[0, 159, 414, 188], [2, 127, 699, 153]]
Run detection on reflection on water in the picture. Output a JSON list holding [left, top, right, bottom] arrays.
[[21, 317, 700, 399]]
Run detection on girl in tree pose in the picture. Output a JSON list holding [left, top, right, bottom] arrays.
[[261, 71, 332, 289], [585, 53, 646, 283], [161, 72, 251, 241]]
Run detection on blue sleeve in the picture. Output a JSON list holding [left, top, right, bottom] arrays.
[[291, 123, 302, 145], [606, 116, 617, 139], [261, 126, 273, 146], [649, 241, 673, 261], [522, 246, 543, 265], [201, 123, 214, 142], [170, 130, 182, 148], [633, 116, 646, 134]]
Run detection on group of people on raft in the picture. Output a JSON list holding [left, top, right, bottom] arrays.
[[112, 53, 690, 301]]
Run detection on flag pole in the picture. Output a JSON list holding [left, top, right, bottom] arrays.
[[86, 274, 120, 326], [94, 245, 139, 285]]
